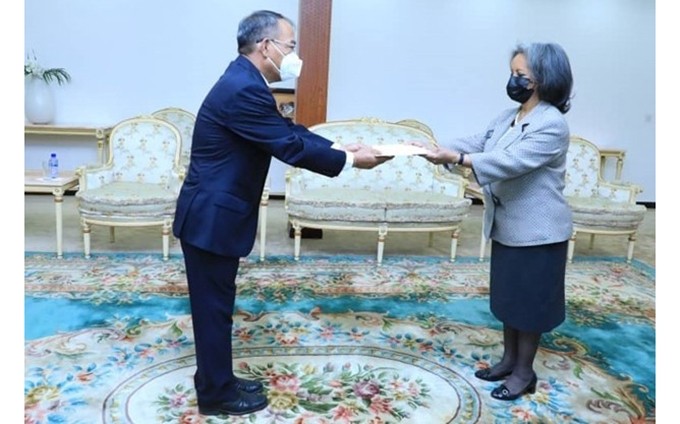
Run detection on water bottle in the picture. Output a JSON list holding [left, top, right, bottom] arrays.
[[48, 153, 59, 179]]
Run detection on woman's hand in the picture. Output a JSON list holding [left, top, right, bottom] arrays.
[[407, 141, 457, 165]]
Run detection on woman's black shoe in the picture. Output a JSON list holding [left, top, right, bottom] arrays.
[[474, 368, 512, 382], [490, 374, 537, 401]]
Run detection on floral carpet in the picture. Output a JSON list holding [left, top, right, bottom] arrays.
[[24, 253, 655, 423]]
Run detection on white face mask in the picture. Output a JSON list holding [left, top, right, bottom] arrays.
[[269, 41, 303, 81]]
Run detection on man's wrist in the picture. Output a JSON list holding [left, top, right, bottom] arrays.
[[344, 151, 355, 170]]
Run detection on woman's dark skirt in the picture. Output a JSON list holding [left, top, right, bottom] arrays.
[[489, 240, 568, 333]]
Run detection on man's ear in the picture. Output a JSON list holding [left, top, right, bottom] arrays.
[[257, 39, 269, 58]]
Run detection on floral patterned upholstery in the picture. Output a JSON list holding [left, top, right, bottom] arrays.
[[151, 107, 196, 176], [565, 136, 646, 262], [75, 116, 183, 260], [285, 118, 471, 264], [398, 119, 485, 260]]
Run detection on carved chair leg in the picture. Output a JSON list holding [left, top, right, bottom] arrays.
[[567, 231, 576, 264], [479, 202, 488, 261], [450, 229, 459, 262], [626, 233, 637, 263], [377, 224, 388, 266], [259, 204, 268, 262], [162, 223, 170, 261], [82, 220, 91, 259], [479, 231, 487, 262], [292, 221, 301, 261]]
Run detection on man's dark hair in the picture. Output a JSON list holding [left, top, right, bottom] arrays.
[[237, 10, 294, 54]]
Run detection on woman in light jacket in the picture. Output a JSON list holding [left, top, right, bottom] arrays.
[[420, 42, 574, 401]]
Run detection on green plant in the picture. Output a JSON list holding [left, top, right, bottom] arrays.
[[24, 52, 71, 85]]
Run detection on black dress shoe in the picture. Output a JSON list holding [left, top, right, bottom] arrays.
[[199, 392, 268, 416], [474, 368, 512, 382], [235, 377, 264, 393], [490, 374, 537, 401]]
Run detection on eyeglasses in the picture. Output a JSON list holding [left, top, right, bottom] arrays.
[[270, 38, 297, 53]]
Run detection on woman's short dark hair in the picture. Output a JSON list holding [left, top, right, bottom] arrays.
[[512, 43, 574, 114], [237, 10, 295, 54]]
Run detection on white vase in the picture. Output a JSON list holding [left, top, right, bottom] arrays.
[[25, 76, 56, 124]]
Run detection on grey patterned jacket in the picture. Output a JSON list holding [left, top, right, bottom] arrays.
[[446, 101, 573, 246]]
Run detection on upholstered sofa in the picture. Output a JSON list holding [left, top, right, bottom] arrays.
[[284, 118, 472, 264]]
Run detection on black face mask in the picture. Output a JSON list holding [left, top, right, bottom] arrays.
[[506, 75, 534, 103]]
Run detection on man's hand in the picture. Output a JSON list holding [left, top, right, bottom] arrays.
[[351, 144, 393, 169], [343, 143, 364, 153]]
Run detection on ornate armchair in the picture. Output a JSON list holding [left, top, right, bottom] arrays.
[[75, 116, 183, 260], [151, 107, 196, 177], [565, 136, 647, 263]]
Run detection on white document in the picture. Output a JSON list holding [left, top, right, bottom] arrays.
[[375, 144, 429, 157]]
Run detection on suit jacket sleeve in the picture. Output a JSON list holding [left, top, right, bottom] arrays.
[[469, 112, 569, 186], [224, 82, 346, 177]]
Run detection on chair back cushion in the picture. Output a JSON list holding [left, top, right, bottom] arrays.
[[152, 108, 196, 168], [107, 117, 182, 186], [565, 136, 601, 198], [299, 118, 465, 198]]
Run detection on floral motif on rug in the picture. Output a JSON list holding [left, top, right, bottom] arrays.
[[25, 253, 655, 423]]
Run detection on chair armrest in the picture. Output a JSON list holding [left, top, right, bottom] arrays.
[[167, 167, 185, 193], [445, 164, 472, 179], [261, 176, 270, 203], [178, 166, 187, 181], [432, 171, 469, 198], [76, 164, 114, 191], [284, 167, 304, 207], [597, 180, 643, 204]]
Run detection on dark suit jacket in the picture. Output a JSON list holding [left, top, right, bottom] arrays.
[[173, 55, 346, 257]]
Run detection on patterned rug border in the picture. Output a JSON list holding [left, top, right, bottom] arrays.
[[25, 250, 656, 278]]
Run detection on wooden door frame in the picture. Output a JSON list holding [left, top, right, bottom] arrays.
[[295, 0, 332, 127]]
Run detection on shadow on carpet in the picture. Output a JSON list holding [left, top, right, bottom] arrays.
[[25, 252, 655, 423]]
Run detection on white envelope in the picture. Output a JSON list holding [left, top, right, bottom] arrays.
[[375, 144, 429, 157]]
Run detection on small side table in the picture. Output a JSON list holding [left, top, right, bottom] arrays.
[[25, 124, 113, 165], [25, 170, 79, 258]]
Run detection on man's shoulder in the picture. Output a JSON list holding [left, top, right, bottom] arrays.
[[207, 65, 268, 102], [219, 58, 269, 93]]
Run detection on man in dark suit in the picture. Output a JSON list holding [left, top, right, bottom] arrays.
[[173, 10, 390, 417]]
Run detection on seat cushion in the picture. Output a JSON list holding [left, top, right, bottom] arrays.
[[567, 196, 646, 230], [287, 188, 470, 224], [384, 193, 471, 223], [77, 182, 177, 218], [286, 188, 387, 222]]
